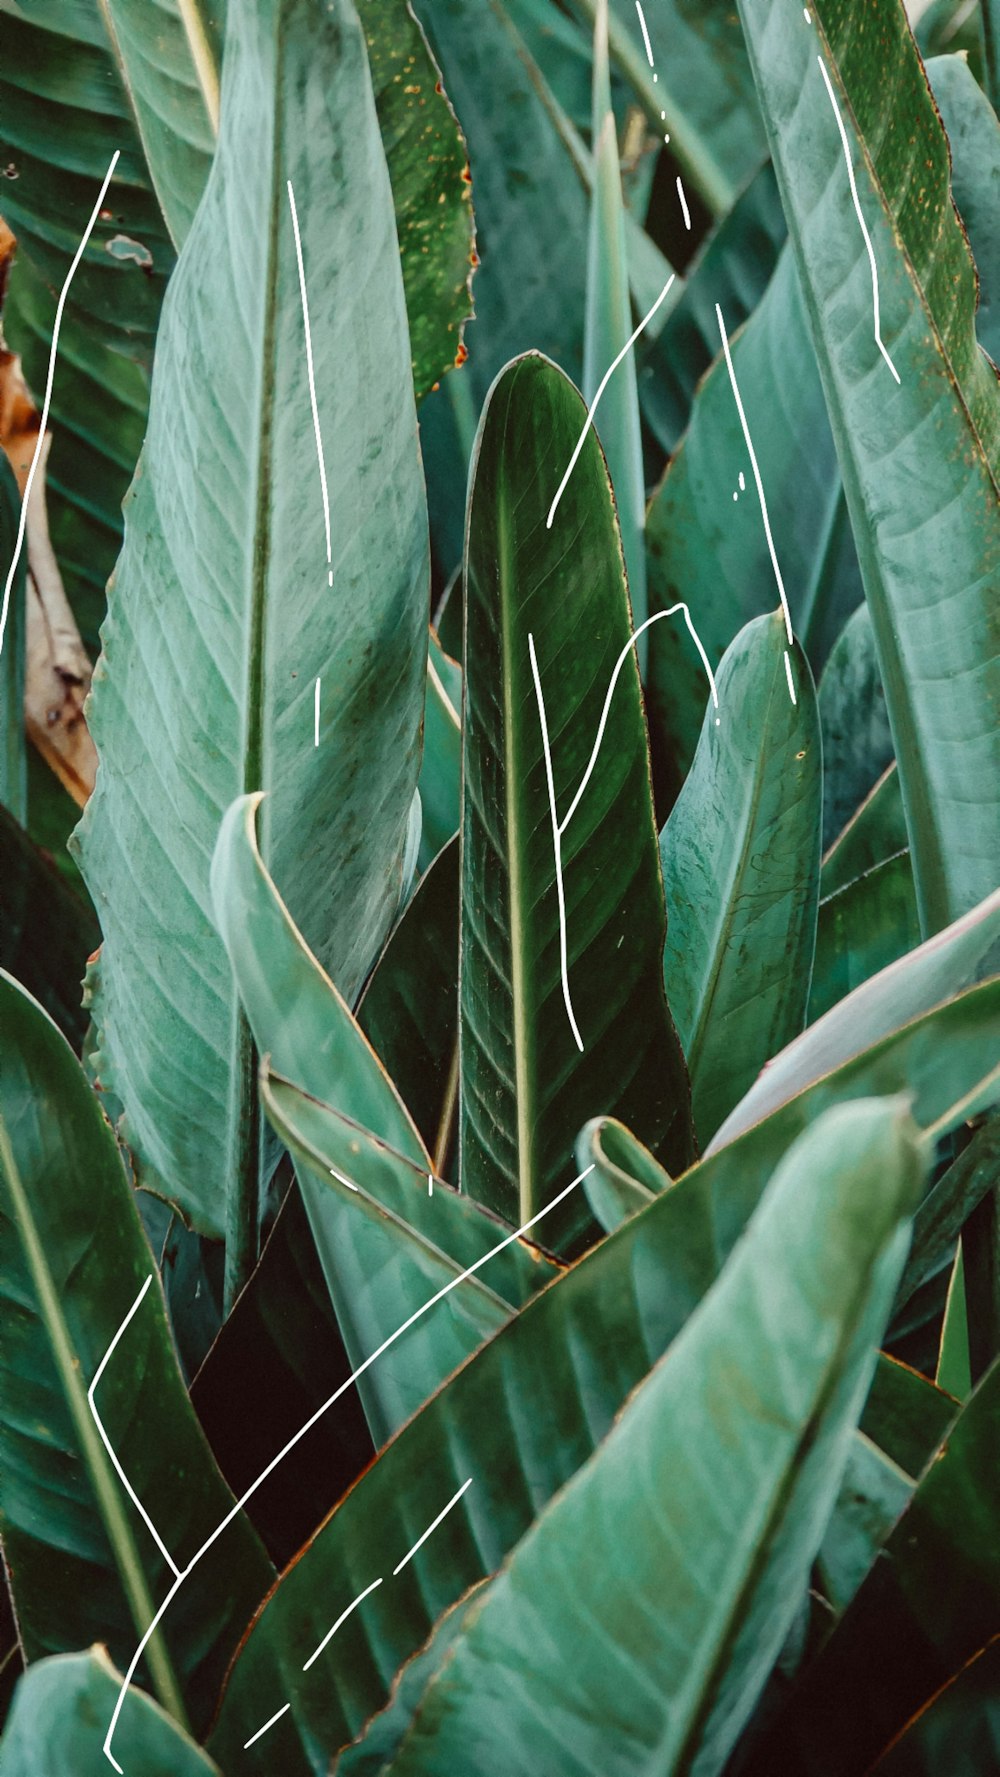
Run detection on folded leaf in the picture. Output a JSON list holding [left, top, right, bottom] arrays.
[[367, 1100, 923, 1777], [710, 887, 1000, 1152], [821, 761, 907, 897], [660, 613, 821, 1144], [0, 971, 271, 1729], [461, 352, 693, 1250], [0, 1647, 222, 1776], [209, 978, 994, 1771], [743, 1354, 1000, 1773], [736, 0, 1000, 933], [77, 0, 430, 1240], [579, 1116, 670, 1233]]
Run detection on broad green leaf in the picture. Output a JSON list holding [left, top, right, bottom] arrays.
[[0, 802, 99, 1048], [580, 1115, 671, 1233], [821, 761, 907, 897], [337, 1588, 487, 1777], [810, 851, 920, 1024], [0, 1648, 222, 1776], [584, 0, 646, 637], [660, 613, 821, 1145], [0, 452, 26, 822], [0, 2, 169, 652], [76, 0, 429, 1242], [190, 1180, 373, 1569], [460, 353, 693, 1250], [365, 1101, 923, 1777], [415, 636, 461, 874], [645, 243, 860, 798], [896, 1114, 1000, 1317], [742, 1355, 1000, 1774], [358, 835, 459, 1172], [261, 1064, 558, 1443], [818, 602, 893, 853], [709, 886, 1000, 1153], [0, 971, 271, 1728], [211, 795, 427, 1169], [736, 0, 1000, 934], [638, 160, 786, 457], [264, 1068, 558, 1311], [209, 978, 995, 1772]]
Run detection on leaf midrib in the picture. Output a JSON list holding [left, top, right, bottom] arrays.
[[0, 1109, 186, 1727], [498, 381, 536, 1224]]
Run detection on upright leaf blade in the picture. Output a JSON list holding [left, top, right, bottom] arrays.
[[77, 0, 429, 1238], [736, 0, 1000, 933], [0, 972, 271, 1727], [0, 1648, 223, 1776], [660, 613, 821, 1144], [374, 1101, 923, 1777], [460, 352, 693, 1250]]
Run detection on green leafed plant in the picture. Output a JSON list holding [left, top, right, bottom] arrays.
[[1, 0, 998, 1773]]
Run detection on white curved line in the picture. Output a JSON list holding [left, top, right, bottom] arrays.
[[528, 633, 584, 1053], [0, 151, 120, 662], [715, 303, 796, 652], [546, 276, 675, 530], [303, 1576, 383, 1672], [287, 180, 334, 581], [816, 56, 901, 385], [88, 1277, 180, 1578], [102, 1165, 593, 1769]]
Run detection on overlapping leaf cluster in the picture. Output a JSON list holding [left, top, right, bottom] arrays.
[[0, 0, 999, 1771]]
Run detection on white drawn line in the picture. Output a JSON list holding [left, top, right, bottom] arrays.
[[634, 0, 654, 65], [88, 1277, 180, 1579], [784, 650, 798, 706], [715, 302, 795, 657], [676, 176, 692, 231], [428, 1173, 434, 1196], [243, 1703, 290, 1751], [0, 151, 120, 664], [102, 1164, 594, 1770], [561, 606, 718, 835], [816, 56, 900, 385], [287, 181, 335, 586], [328, 1163, 359, 1193], [394, 1478, 473, 1577], [528, 633, 583, 1052], [530, 605, 719, 1051], [314, 677, 321, 747], [303, 1576, 383, 1671], [547, 276, 675, 530]]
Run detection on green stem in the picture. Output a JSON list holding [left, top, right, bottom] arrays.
[[0, 1113, 187, 1728], [432, 1035, 461, 1179]]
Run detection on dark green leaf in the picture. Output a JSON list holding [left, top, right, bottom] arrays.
[[0, 802, 98, 1048], [737, 0, 1000, 933], [818, 601, 893, 853], [461, 352, 693, 1250], [810, 851, 921, 1024], [0, 1648, 222, 1775], [358, 836, 459, 1174], [77, 0, 430, 1239], [0, 971, 271, 1729], [660, 613, 821, 1144]]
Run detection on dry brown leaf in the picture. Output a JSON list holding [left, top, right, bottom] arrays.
[[0, 219, 97, 806]]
